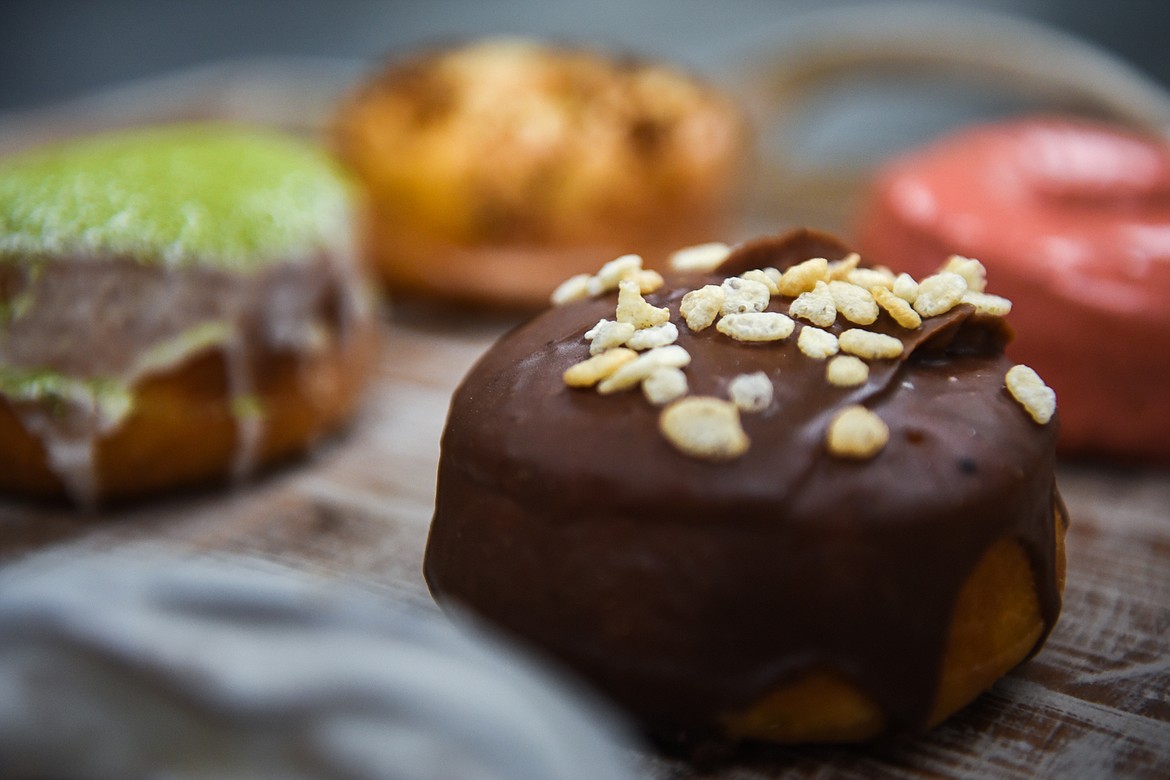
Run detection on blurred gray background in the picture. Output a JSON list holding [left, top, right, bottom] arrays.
[[4, 0, 1167, 233], [2, 0, 1168, 112]]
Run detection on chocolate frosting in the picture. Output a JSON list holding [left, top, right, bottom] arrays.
[[425, 230, 1064, 737]]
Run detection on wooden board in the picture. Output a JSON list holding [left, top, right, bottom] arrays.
[[2, 304, 1168, 778]]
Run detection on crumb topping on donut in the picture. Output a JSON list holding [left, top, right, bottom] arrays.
[[961, 290, 1013, 317], [625, 322, 679, 351], [788, 281, 838, 328], [826, 355, 870, 387], [596, 345, 691, 395], [913, 272, 968, 317], [715, 312, 795, 342], [872, 286, 923, 329], [334, 39, 745, 245], [728, 371, 774, 413], [777, 257, 831, 297], [827, 405, 890, 458], [679, 285, 724, 331], [1005, 364, 1057, 424], [668, 242, 732, 273], [719, 277, 771, 315], [563, 348, 637, 388], [584, 318, 635, 355], [659, 396, 749, 461], [642, 366, 688, 405], [828, 280, 879, 325], [557, 239, 1040, 463], [615, 279, 670, 328], [838, 329, 905, 360], [941, 255, 988, 293], [797, 326, 839, 359]]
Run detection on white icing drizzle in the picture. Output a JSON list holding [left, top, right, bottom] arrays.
[[19, 418, 99, 509], [13, 388, 130, 509], [0, 253, 359, 504], [222, 336, 264, 483]]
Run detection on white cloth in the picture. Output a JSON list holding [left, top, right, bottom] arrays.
[[0, 552, 638, 780]]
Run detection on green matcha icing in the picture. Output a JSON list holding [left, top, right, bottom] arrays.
[[0, 124, 356, 271]]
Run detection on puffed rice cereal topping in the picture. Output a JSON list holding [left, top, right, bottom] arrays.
[[669, 242, 732, 273], [826, 405, 890, 459], [555, 245, 1031, 463], [1005, 364, 1056, 424], [659, 396, 750, 461], [728, 371, 774, 413]]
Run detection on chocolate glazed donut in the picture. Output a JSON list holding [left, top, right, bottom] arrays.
[[425, 229, 1066, 744]]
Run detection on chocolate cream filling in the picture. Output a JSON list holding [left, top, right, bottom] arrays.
[[0, 250, 368, 506], [425, 232, 1064, 737]]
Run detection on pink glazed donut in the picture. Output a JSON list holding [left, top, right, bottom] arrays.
[[856, 117, 1170, 460]]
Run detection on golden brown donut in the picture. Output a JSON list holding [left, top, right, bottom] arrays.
[[332, 38, 747, 308], [424, 229, 1067, 744], [0, 125, 377, 506]]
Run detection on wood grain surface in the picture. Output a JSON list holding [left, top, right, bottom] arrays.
[[2, 305, 1168, 778]]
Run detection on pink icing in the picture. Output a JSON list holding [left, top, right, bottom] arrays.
[[856, 117, 1170, 459]]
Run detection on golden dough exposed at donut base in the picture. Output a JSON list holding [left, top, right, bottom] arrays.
[[723, 519, 1067, 742]]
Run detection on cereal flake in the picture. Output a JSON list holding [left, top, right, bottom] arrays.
[[828, 252, 861, 280], [839, 328, 904, 359], [728, 372, 773, 413], [797, 326, 839, 359], [826, 355, 869, 387], [550, 273, 591, 306], [643, 366, 688, 405], [942, 255, 987, 293], [913, 272, 968, 317], [778, 257, 830, 296], [893, 273, 919, 304], [633, 269, 665, 295], [598, 345, 691, 394], [626, 321, 679, 351], [829, 280, 879, 325], [872, 286, 922, 329], [826, 405, 889, 459], [659, 396, 749, 461], [961, 290, 1012, 317], [680, 285, 724, 331], [563, 348, 637, 387], [721, 276, 771, 315], [847, 267, 896, 290], [616, 279, 671, 328], [716, 312, 795, 342], [788, 280, 837, 327], [669, 242, 732, 273], [1005, 364, 1056, 424], [587, 253, 644, 296], [584, 318, 635, 355], [741, 268, 780, 295]]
